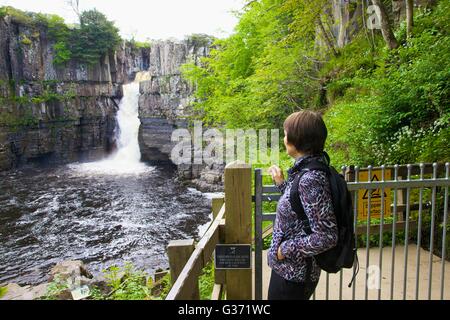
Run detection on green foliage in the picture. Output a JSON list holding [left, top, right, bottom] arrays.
[[35, 263, 172, 301], [155, 272, 171, 300], [0, 6, 34, 24], [198, 262, 214, 300], [1, 6, 121, 66], [41, 275, 69, 300], [50, 51, 68, 66], [129, 39, 151, 49], [0, 108, 39, 129], [324, 2, 449, 167], [263, 234, 273, 250], [356, 217, 407, 248], [187, 33, 214, 48], [182, 0, 448, 169], [101, 263, 172, 300], [70, 9, 121, 65], [324, 98, 386, 168], [0, 286, 7, 299], [181, 0, 318, 129], [103, 262, 151, 300], [20, 34, 32, 45], [46, 15, 72, 64]]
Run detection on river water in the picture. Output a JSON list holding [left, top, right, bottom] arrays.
[[0, 75, 212, 285]]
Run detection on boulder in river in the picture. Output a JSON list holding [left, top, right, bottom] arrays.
[[49, 260, 93, 282]]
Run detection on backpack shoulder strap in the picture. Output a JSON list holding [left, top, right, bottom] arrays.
[[290, 172, 308, 222], [289, 160, 330, 229], [289, 160, 329, 284]]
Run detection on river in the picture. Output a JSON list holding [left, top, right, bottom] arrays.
[[0, 74, 212, 285]]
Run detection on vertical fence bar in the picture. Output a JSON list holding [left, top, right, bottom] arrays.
[[365, 165, 372, 300], [390, 164, 399, 300], [339, 166, 345, 300], [326, 273, 329, 300], [403, 164, 412, 300], [428, 163, 438, 300], [440, 163, 449, 300], [352, 166, 359, 300], [254, 169, 263, 300], [415, 163, 425, 300], [378, 165, 386, 300]]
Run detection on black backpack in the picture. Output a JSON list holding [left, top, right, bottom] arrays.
[[289, 153, 358, 287]]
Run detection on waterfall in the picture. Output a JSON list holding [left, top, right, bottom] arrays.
[[70, 72, 153, 175], [111, 81, 141, 164]]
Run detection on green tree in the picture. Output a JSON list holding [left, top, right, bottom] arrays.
[[70, 9, 121, 64]]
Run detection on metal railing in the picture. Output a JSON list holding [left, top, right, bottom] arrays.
[[254, 162, 450, 300]]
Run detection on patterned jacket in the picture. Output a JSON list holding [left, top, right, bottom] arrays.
[[267, 154, 338, 283]]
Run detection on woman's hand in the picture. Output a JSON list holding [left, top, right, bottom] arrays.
[[277, 246, 285, 261], [268, 165, 285, 186]]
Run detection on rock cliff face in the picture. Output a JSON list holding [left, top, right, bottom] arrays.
[[138, 38, 224, 192], [0, 14, 223, 191], [0, 15, 149, 170]]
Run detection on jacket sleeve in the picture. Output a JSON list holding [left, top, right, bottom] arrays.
[[279, 171, 338, 260], [276, 180, 288, 194]]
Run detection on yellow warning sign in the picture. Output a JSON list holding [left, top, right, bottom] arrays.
[[357, 169, 392, 221]]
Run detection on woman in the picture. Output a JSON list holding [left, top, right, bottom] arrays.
[[267, 110, 338, 300]]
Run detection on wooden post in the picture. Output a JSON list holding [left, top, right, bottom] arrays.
[[167, 239, 199, 299], [224, 161, 252, 300]]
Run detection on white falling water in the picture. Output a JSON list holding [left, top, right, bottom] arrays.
[[70, 73, 154, 175], [112, 82, 142, 164]]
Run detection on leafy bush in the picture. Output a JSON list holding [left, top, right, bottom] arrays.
[[103, 263, 151, 300], [101, 263, 173, 300], [40, 275, 69, 300], [198, 262, 215, 300]]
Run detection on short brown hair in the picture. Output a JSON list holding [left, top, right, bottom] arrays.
[[283, 110, 327, 155]]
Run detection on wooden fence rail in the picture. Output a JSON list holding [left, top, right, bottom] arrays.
[[165, 161, 252, 300], [165, 203, 225, 300]]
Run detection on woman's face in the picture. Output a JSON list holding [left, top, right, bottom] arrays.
[[284, 130, 298, 158]]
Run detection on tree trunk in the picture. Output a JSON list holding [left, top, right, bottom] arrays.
[[406, 0, 414, 38], [372, 0, 399, 49], [336, 0, 350, 48], [317, 16, 338, 56], [392, 0, 406, 25]]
